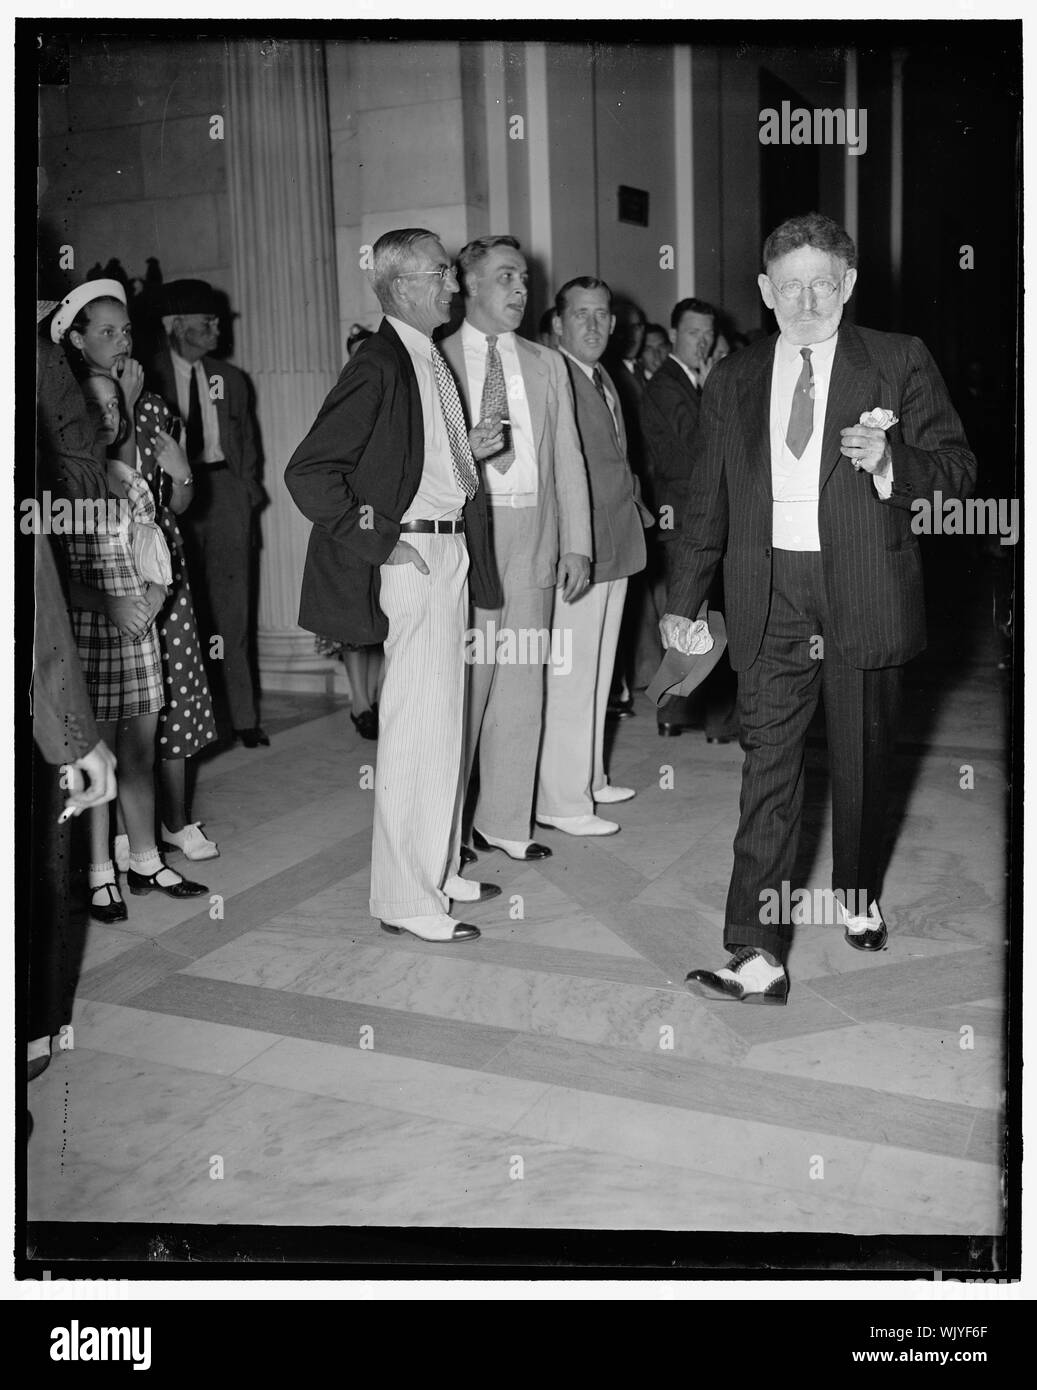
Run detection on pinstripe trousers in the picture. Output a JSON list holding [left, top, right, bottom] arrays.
[[369, 533, 469, 920], [726, 549, 902, 962]]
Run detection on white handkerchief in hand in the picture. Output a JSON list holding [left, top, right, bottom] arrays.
[[673, 618, 714, 656]]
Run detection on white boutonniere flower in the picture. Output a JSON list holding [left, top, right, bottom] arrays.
[[859, 407, 899, 431], [851, 408, 899, 469]]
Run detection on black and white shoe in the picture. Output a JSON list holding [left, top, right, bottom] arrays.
[[685, 947, 789, 1005]]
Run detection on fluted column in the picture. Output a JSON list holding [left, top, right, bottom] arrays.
[[224, 39, 341, 687]]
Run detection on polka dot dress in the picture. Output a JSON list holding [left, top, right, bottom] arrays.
[[135, 392, 219, 760]]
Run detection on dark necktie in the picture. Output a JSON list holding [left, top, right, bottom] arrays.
[[479, 335, 516, 474], [186, 366, 204, 463], [592, 366, 620, 443], [431, 345, 478, 499], [785, 347, 814, 459]]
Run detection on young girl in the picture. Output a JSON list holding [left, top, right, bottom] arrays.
[[59, 278, 220, 867], [52, 280, 208, 918]]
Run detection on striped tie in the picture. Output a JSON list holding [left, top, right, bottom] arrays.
[[431, 344, 478, 499], [785, 347, 814, 459]]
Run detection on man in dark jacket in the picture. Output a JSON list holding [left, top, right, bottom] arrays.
[[664, 213, 977, 1004], [286, 228, 502, 944]]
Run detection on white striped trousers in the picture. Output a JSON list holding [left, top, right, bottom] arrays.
[[369, 532, 469, 919]]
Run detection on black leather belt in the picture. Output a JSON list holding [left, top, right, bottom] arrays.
[[399, 519, 465, 533], [202, 461, 230, 472]]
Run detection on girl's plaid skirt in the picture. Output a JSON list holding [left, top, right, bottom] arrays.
[[67, 533, 165, 722]]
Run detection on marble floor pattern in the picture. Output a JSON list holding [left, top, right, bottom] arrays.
[[27, 581, 1012, 1237]]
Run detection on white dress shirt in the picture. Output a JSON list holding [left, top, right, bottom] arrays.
[[460, 319, 538, 504], [386, 316, 466, 523], [769, 331, 893, 550], [170, 347, 224, 463]]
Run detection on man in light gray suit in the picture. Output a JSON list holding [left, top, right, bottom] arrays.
[[440, 235, 592, 862], [536, 277, 653, 836]]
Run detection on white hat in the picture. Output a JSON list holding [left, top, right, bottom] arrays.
[[50, 278, 127, 344]]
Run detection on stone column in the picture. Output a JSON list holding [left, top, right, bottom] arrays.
[[224, 39, 342, 691]]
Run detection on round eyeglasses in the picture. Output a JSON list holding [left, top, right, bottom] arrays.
[[769, 277, 844, 302], [397, 266, 455, 284]]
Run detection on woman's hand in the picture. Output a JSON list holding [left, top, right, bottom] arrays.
[[153, 428, 192, 484], [111, 357, 144, 413], [142, 582, 168, 626], [104, 593, 151, 638]]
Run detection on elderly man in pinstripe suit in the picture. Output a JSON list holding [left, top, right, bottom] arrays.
[[663, 213, 977, 1004]]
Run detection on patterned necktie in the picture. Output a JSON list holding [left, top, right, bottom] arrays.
[[186, 365, 204, 462], [479, 335, 516, 474], [592, 366, 620, 443], [431, 344, 478, 499], [785, 347, 814, 458]]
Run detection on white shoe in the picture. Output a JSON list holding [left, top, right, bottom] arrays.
[[161, 822, 220, 861], [443, 874, 502, 905], [113, 833, 130, 873], [593, 784, 636, 804], [379, 914, 480, 943], [536, 813, 620, 836]]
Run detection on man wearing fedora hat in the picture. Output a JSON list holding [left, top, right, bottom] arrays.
[[147, 279, 267, 748]]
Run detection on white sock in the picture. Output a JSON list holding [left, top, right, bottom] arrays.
[[130, 848, 181, 886], [88, 861, 115, 889]]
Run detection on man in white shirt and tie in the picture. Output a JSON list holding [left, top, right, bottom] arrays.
[[536, 276, 652, 837], [662, 213, 977, 1004], [286, 229, 504, 943], [150, 279, 267, 747], [440, 236, 592, 863]]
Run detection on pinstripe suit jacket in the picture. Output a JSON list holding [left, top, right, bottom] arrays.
[[665, 323, 977, 670]]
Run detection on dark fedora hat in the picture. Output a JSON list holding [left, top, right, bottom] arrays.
[[159, 279, 220, 317], [646, 608, 728, 706]]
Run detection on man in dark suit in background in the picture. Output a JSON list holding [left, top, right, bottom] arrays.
[[664, 213, 976, 1004], [536, 277, 652, 835], [148, 279, 267, 747], [642, 297, 738, 742], [286, 228, 502, 944]]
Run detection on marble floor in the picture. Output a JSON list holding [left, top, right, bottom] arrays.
[[26, 555, 1013, 1239]]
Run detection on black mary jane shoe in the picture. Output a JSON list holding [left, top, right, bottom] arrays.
[[350, 708, 378, 740], [90, 880, 128, 924], [127, 866, 208, 898]]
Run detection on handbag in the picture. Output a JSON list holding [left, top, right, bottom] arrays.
[[125, 471, 173, 587]]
